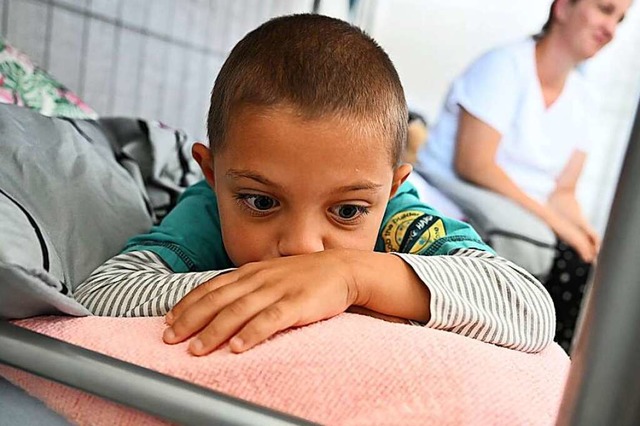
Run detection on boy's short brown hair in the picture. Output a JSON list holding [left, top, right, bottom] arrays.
[[207, 14, 407, 166]]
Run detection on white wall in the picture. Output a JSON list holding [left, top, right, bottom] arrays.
[[4, 0, 638, 232], [359, 0, 640, 233], [364, 0, 551, 119]]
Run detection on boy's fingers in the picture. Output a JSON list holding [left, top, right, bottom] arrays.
[[167, 271, 238, 325], [164, 277, 256, 344], [229, 301, 298, 353], [188, 290, 282, 356]]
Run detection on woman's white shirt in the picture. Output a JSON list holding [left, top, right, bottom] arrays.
[[419, 37, 594, 203]]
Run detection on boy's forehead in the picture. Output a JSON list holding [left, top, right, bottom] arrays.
[[217, 104, 396, 182], [226, 104, 393, 157]]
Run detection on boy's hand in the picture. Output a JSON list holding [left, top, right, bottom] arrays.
[[163, 250, 362, 355]]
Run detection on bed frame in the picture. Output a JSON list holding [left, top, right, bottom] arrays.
[[1, 96, 638, 425], [0, 320, 313, 425], [0, 96, 638, 424], [2, 0, 638, 423], [555, 97, 640, 425]]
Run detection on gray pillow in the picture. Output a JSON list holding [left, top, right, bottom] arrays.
[[0, 104, 153, 319], [416, 166, 557, 278]]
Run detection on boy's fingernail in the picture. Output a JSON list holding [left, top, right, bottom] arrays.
[[190, 338, 204, 355], [230, 336, 244, 352], [165, 311, 174, 325], [163, 327, 176, 342]]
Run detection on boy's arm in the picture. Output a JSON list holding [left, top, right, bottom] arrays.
[[77, 247, 554, 353], [324, 247, 554, 353], [360, 181, 555, 352], [391, 248, 555, 353], [162, 246, 554, 355], [74, 251, 230, 316]]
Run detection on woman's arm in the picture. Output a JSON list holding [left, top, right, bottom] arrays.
[[547, 150, 600, 252], [455, 108, 549, 216], [454, 108, 596, 261]]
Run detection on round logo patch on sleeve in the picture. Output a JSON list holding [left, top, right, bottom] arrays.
[[381, 211, 447, 254]]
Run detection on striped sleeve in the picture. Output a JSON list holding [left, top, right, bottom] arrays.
[[76, 248, 555, 353], [74, 251, 232, 317], [395, 248, 556, 353]]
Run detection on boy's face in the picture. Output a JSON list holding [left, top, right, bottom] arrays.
[[194, 105, 411, 266]]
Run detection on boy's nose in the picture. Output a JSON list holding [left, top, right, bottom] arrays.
[[277, 216, 325, 257]]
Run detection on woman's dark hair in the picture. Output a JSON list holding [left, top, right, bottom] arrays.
[[535, 0, 580, 39]]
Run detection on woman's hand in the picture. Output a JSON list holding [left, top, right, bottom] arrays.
[[546, 212, 598, 263], [546, 190, 600, 261], [580, 223, 601, 254], [163, 250, 361, 355]]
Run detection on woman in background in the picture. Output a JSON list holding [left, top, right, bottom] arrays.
[[416, 0, 632, 352]]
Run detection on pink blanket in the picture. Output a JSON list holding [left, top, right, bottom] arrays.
[[1, 314, 569, 425]]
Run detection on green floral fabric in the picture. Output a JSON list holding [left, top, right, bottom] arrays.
[[0, 38, 97, 119]]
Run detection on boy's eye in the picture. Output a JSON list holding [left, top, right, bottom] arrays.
[[236, 194, 279, 212], [330, 204, 370, 222], [337, 205, 359, 219]]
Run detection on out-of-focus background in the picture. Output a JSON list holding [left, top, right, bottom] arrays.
[[2, 0, 639, 233], [367, 0, 640, 236]]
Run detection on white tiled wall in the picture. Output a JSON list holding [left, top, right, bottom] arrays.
[[5, 0, 49, 65], [3, 0, 637, 233], [0, 0, 315, 141]]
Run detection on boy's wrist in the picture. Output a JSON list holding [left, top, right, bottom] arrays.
[[339, 250, 423, 308], [333, 249, 375, 308]]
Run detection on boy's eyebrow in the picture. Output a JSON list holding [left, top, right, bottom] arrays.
[[225, 169, 281, 189], [225, 169, 383, 193], [334, 182, 384, 193]]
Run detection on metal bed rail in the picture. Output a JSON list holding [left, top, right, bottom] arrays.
[[557, 96, 640, 426], [0, 321, 316, 426]]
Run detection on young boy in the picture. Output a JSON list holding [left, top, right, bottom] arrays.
[[76, 14, 554, 355]]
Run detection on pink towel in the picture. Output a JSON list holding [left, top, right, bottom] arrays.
[[1, 314, 569, 425]]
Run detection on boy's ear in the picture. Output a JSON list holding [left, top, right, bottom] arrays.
[[192, 142, 216, 188], [389, 163, 413, 199]]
